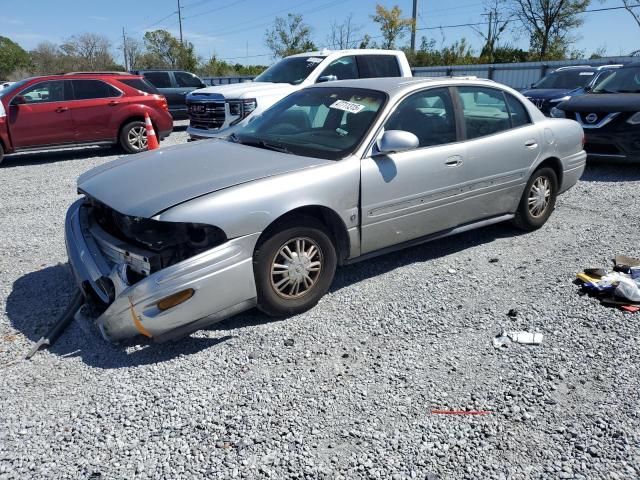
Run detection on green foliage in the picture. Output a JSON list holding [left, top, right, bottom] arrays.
[[142, 29, 198, 70], [199, 56, 266, 77], [371, 4, 414, 50], [265, 14, 316, 58], [0, 36, 31, 78]]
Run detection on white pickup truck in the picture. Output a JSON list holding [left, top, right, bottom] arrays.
[[186, 49, 412, 139]]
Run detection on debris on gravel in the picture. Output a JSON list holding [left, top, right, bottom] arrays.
[[1, 140, 639, 479]]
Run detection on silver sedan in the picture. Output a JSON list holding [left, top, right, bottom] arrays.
[[65, 77, 586, 342]]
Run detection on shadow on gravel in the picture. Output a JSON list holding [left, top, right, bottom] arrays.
[[5, 264, 232, 369], [1, 146, 119, 168], [581, 162, 640, 183], [6, 220, 516, 367]]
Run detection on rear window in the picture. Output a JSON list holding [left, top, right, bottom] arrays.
[[72, 80, 121, 100], [143, 71, 172, 88], [356, 55, 401, 78], [119, 78, 160, 94], [175, 71, 203, 88]]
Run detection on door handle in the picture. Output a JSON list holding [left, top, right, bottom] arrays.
[[525, 140, 538, 148], [108, 101, 120, 106], [55, 107, 68, 113], [445, 155, 463, 167]]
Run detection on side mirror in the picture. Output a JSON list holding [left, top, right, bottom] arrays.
[[317, 75, 337, 83], [584, 85, 592, 92], [199, 83, 207, 89], [375, 130, 419, 155], [11, 95, 26, 105]]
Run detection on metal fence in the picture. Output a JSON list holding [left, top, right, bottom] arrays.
[[201, 75, 254, 86], [412, 55, 637, 89], [200, 55, 637, 89]]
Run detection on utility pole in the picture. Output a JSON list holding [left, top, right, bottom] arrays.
[[122, 27, 128, 71], [177, 0, 184, 45], [410, 0, 418, 53]]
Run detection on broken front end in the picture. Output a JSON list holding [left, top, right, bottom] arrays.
[[64, 197, 259, 342]]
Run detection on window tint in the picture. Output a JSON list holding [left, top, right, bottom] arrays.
[[457, 87, 510, 139], [18, 81, 66, 103], [143, 71, 172, 88], [385, 87, 457, 148], [119, 78, 159, 94], [175, 71, 203, 88], [72, 80, 120, 100], [319, 56, 358, 81], [253, 56, 326, 85], [532, 70, 594, 89], [357, 55, 401, 78], [504, 93, 531, 128]]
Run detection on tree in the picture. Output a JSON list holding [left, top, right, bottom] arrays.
[[61, 33, 119, 70], [472, 0, 511, 62], [622, 1, 640, 32], [142, 29, 198, 69], [327, 14, 362, 49], [510, 0, 590, 60], [123, 37, 144, 70], [0, 36, 31, 78], [371, 4, 414, 50], [265, 14, 316, 58]]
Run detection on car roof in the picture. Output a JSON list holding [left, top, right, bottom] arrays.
[[287, 48, 404, 58], [306, 76, 501, 94]]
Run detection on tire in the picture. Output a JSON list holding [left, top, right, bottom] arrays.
[[512, 166, 558, 231], [0, 142, 4, 166], [253, 216, 337, 317], [119, 121, 148, 154]]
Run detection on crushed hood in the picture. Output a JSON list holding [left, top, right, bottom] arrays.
[[77, 140, 331, 218], [189, 82, 299, 100]]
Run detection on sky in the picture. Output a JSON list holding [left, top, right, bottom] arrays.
[[1, 0, 639, 66]]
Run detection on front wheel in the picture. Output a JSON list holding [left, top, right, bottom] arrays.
[[253, 216, 337, 317], [512, 166, 558, 231], [119, 121, 148, 153]]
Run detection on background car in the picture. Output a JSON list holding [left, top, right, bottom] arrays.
[[0, 81, 14, 90], [65, 77, 585, 342], [185, 49, 412, 139], [521, 64, 623, 116], [552, 62, 640, 162], [130, 69, 207, 120], [0, 72, 173, 164]]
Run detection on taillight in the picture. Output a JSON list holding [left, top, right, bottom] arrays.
[[582, 134, 586, 147], [157, 95, 169, 112]]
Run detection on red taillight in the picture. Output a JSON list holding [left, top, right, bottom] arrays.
[[157, 95, 168, 112]]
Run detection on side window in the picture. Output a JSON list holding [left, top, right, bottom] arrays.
[[175, 71, 203, 88], [72, 80, 120, 100], [457, 86, 510, 139], [357, 55, 401, 78], [384, 87, 457, 148], [18, 81, 66, 103], [319, 56, 358, 81], [504, 93, 531, 128], [143, 72, 172, 88]]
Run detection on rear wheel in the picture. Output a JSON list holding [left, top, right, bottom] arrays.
[[120, 121, 148, 153], [253, 216, 337, 317], [0, 142, 4, 166], [512, 167, 558, 231]]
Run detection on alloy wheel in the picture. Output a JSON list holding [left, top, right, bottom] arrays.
[[527, 176, 552, 218], [127, 126, 148, 151], [270, 237, 323, 299]]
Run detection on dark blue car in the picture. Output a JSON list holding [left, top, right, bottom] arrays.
[[521, 65, 623, 116]]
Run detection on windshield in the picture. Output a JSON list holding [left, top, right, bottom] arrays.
[[253, 56, 326, 85], [593, 67, 640, 93], [232, 87, 387, 160], [532, 70, 595, 89], [0, 78, 31, 98]]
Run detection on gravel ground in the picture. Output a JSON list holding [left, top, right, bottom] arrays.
[[0, 127, 639, 479]]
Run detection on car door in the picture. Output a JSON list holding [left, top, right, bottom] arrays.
[[7, 79, 74, 148], [360, 87, 466, 254], [453, 86, 541, 222], [70, 79, 123, 142]]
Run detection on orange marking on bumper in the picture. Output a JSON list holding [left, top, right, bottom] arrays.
[[129, 297, 152, 338]]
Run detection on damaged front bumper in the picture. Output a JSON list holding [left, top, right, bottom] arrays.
[[65, 199, 259, 342]]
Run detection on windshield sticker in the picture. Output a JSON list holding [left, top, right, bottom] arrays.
[[579, 72, 595, 75], [307, 57, 323, 63], [330, 99, 366, 114]]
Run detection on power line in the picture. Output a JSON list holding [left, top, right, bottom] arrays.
[[183, 0, 246, 19]]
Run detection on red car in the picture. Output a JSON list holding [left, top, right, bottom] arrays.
[[0, 72, 173, 164]]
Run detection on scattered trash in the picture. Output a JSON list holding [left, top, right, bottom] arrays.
[[431, 410, 492, 415], [576, 254, 640, 311], [493, 330, 543, 349], [447, 268, 457, 274], [507, 308, 518, 318], [489, 257, 499, 263]]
